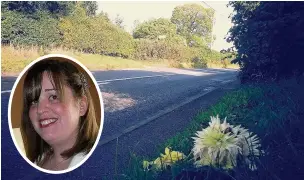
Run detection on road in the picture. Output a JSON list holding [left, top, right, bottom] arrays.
[[1, 67, 238, 179]]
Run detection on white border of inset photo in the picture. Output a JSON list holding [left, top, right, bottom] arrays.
[[8, 54, 104, 174]]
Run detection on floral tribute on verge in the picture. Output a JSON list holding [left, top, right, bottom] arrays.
[[192, 115, 262, 170]]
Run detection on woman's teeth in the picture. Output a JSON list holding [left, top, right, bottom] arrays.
[[40, 119, 57, 126]]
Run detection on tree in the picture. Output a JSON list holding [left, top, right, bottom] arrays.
[[1, 1, 75, 17], [1, 1, 71, 46], [115, 14, 124, 29], [133, 18, 177, 40], [97, 11, 110, 22], [227, 2, 304, 82], [59, 5, 135, 58], [171, 3, 214, 47], [80, 1, 98, 17]]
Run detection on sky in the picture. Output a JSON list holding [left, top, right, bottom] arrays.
[[97, 1, 234, 51]]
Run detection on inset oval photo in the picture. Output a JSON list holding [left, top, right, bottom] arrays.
[[8, 54, 104, 174]]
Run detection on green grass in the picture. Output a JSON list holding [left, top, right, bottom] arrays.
[[1, 45, 238, 75], [124, 77, 303, 179], [159, 81, 297, 153], [1, 46, 174, 74], [63, 53, 147, 70]]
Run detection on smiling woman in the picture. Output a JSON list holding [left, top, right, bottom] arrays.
[[9, 55, 103, 173]]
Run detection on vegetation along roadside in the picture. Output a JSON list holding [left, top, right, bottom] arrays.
[[123, 1, 304, 180], [1, 2, 238, 76]]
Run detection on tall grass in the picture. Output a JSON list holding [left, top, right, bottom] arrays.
[[1, 45, 149, 74], [1, 45, 238, 75], [1, 45, 40, 74]]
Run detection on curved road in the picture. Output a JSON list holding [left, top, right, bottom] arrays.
[[1, 67, 238, 179]]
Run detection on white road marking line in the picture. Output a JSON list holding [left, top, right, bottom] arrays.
[[97, 73, 175, 85], [221, 80, 233, 84], [1, 90, 12, 94], [1, 74, 175, 93]]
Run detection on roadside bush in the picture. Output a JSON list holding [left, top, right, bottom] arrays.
[[1, 10, 62, 46], [133, 39, 167, 60], [133, 38, 213, 69], [133, 38, 186, 61], [133, 18, 177, 40], [59, 6, 135, 58], [228, 2, 304, 83], [191, 56, 207, 68]]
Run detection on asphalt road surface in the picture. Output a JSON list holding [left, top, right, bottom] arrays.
[[1, 67, 238, 179]]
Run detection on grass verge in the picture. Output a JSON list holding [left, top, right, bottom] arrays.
[[1, 45, 238, 75], [124, 77, 304, 179], [1, 45, 152, 74]]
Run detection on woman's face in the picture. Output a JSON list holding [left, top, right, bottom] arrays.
[[29, 72, 83, 145]]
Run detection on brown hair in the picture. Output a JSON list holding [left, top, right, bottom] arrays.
[[21, 59, 99, 166]]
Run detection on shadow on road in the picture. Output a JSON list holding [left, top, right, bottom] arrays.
[[1, 67, 239, 180]]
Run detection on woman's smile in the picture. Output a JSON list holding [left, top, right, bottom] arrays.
[[39, 118, 58, 128], [29, 72, 81, 145], [20, 58, 99, 171]]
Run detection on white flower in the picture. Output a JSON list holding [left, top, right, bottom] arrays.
[[192, 115, 262, 170]]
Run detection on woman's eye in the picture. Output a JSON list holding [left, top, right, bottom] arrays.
[[49, 95, 59, 101]]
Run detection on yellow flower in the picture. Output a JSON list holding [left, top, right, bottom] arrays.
[[153, 157, 162, 170], [143, 147, 186, 171], [143, 160, 151, 170], [161, 147, 186, 165]]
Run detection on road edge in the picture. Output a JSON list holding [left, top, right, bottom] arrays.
[[98, 79, 237, 146]]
